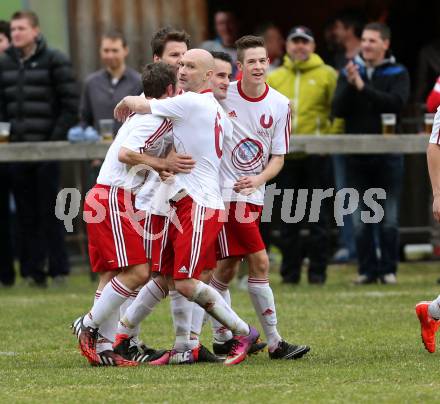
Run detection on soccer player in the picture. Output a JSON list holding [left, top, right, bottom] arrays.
[[415, 108, 440, 353], [113, 49, 259, 366], [116, 27, 221, 363], [210, 35, 311, 360], [186, 51, 267, 357], [209, 51, 234, 100], [188, 51, 234, 342], [114, 50, 263, 363], [117, 26, 193, 358], [151, 27, 189, 72], [72, 62, 194, 366]]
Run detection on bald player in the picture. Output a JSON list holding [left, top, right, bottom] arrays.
[[113, 49, 259, 366], [114, 26, 193, 361]]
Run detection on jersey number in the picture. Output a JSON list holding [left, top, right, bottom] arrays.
[[214, 111, 223, 158]]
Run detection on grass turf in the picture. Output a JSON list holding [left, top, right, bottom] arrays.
[[1, 262, 440, 403]]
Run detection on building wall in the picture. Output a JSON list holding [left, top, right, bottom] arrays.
[[68, 0, 208, 80], [28, 0, 70, 53]]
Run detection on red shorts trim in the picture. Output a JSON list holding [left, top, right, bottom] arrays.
[[205, 243, 218, 270], [146, 213, 169, 271], [217, 202, 265, 259], [84, 184, 147, 272], [158, 196, 223, 280]]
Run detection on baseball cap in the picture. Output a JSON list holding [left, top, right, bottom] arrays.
[[287, 26, 314, 42]]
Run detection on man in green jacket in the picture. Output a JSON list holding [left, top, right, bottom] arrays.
[[267, 26, 339, 284]]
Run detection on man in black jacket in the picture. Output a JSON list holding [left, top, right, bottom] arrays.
[[0, 10, 79, 287], [332, 22, 410, 285], [0, 20, 14, 287]]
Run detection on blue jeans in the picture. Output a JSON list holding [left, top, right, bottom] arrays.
[[347, 155, 404, 279], [332, 155, 356, 258]]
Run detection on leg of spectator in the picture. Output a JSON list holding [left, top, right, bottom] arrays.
[[378, 156, 404, 281], [11, 162, 47, 286], [41, 162, 70, 281], [278, 159, 304, 284], [307, 156, 330, 284], [0, 163, 15, 286], [348, 157, 378, 282], [332, 154, 357, 260]]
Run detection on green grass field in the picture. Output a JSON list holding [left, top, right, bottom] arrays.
[[1, 262, 440, 403]]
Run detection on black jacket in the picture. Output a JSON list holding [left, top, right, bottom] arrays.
[[0, 36, 79, 142], [332, 54, 410, 135]]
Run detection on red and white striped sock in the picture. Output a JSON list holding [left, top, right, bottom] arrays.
[[170, 291, 195, 352], [209, 275, 233, 342], [84, 277, 132, 329], [119, 287, 141, 336], [248, 277, 281, 351], [119, 279, 167, 335]]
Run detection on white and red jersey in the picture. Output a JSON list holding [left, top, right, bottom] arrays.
[[135, 173, 175, 216], [219, 80, 291, 206], [150, 90, 233, 210], [429, 107, 440, 144], [134, 128, 173, 214], [97, 114, 172, 194]]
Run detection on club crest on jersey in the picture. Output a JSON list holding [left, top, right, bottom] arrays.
[[260, 114, 273, 129], [232, 138, 264, 172]]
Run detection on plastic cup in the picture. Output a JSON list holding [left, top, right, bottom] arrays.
[[381, 113, 396, 135], [99, 119, 114, 141], [0, 122, 11, 143], [424, 113, 435, 134]]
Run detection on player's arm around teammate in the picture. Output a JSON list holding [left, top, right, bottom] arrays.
[[73, 63, 187, 366], [119, 145, 195, 174]]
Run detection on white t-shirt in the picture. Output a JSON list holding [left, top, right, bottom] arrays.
[[429, 106, 440, 144], [97, 114, 172, 194], [150, 90, 233, 210], [219, 80, 291, 205]]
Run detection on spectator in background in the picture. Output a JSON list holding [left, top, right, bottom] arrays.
[[201, 9, 239, 74], [0, 10, 78, 287], [0, 20, 10, 52], [332, 22, 410, 285], [328, 10, 365, 263], [414, 38, 440, 104], [81, 31, 142, 136], [255, 23, 285, 72], [331, 9, 365, 70], [0, 20, 14, 287], [321, 17, 343, 66], [426, 76, 440, 112], [267, 26, 341, 285]]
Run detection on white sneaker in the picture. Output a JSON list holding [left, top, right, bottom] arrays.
[[333, 248, 350, 263], [352, 274, 376, 285], [381, 273, 397, 285]]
